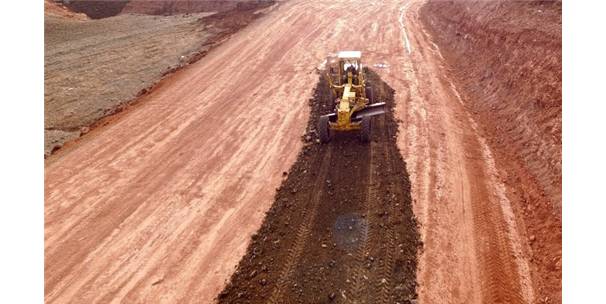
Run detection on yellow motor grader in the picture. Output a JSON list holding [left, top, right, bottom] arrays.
[[318, 51, 385, 143]]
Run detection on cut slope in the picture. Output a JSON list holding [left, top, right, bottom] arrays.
[[62, 0, 129, 19], [44, 0, 88, 20], [44, 2, 276, 156], [62, 0, 274, 19], [419, 1, 562, 303], [420, 0, 561, 212], [44, 14, 216, 156], [121, 0, 273, 15]]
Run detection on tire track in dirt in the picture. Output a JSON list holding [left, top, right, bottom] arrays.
[[217, 70, 420, 304], [345, 138, 375, 303], [375, 121, 403, 304], [366, 90, 417, 304], [267, 146, 333, 304]]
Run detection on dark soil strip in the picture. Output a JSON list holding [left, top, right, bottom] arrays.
[[64, 1, 130, 19], [217, 70, 421, 304]]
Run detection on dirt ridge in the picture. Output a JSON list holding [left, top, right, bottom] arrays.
[[217, 70, 420, 304]]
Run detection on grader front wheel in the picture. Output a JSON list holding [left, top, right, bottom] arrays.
[[318, 115, 331, 143]]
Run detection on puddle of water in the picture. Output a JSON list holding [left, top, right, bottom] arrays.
[[332, 213, 368, 251]]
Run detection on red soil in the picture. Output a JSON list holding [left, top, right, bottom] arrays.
[[45, 0, 562, 302], [420, 1, 562, 302]]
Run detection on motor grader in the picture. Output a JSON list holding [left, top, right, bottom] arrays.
[[318, 51, 385, 143]]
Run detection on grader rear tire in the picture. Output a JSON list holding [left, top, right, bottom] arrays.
[[360, 116, 371, 143], [318, 115, 331, 143]]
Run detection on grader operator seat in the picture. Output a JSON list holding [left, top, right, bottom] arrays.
[[341, 57, 360, 84]]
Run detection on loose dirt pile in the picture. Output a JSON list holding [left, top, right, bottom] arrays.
[[217, 70, 420, 304], [44, 2, 274, 156], [420, 1, 561, 302]]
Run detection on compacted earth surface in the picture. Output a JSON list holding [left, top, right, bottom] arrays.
[[218, 70, 420, 304], [45, 0, 561, 303], [44, 0, 275, 156]]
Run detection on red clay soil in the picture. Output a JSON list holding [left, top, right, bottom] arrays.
[[420, 1, 562, 303], [45, 0, 560, 302], [217, 70, 420, 304]]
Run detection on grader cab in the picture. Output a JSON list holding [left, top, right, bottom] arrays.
[[318, 51, 386, 143]]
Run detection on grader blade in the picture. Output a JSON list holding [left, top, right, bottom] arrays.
[[352, 102, 386, 120]]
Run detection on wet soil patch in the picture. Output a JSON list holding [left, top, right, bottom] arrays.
[[217, 70, 421, 304]]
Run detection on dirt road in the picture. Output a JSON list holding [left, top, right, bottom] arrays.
[[46, 0, 539, 303]]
